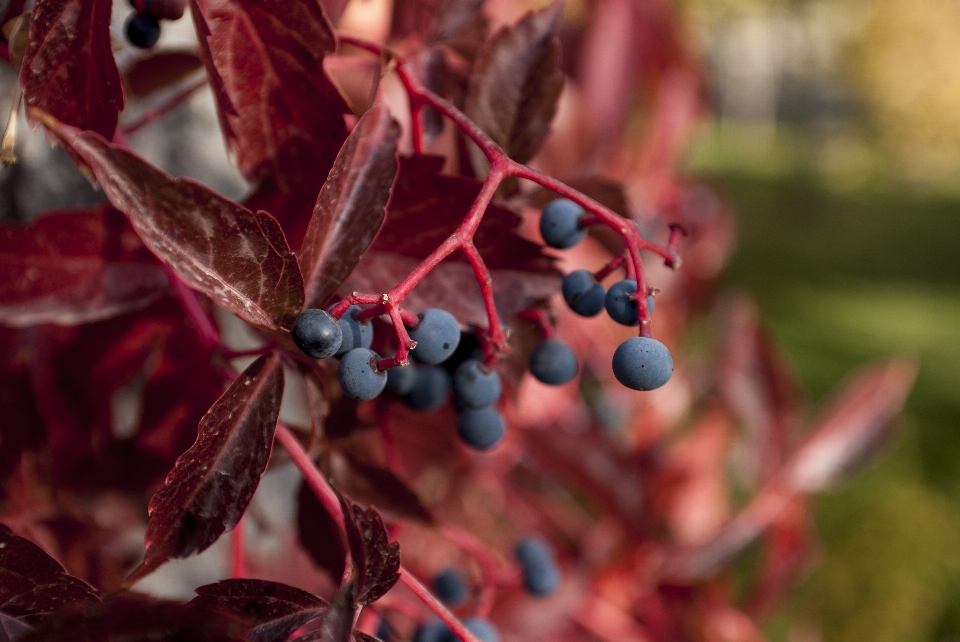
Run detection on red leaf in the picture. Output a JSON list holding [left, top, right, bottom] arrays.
[[192, 579, 327, 642], [0, 206, 167, 328], [300, 105, 400, 310], [22, 299, 226, 493], [20, 0, 123, 140], [344, 504, 400, 606], [329, 452, 434, 524], [30, 596, 246, 642], [0, 523, 100, 622], [783, 359, 917, 493], [190, 0, 351, 245], [371, 155, 556, 274], [464, 2, 564, 169], [0, 612, 32, 642], [123, 50, 205, 98], [391, 0, 487, 47], [660, 360, 916, 582], [127, 353, 285, 585], [35, 112, 305, 332]]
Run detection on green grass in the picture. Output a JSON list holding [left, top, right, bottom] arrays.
[[688, 123, 960, 641]]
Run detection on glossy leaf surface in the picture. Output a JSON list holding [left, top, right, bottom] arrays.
[[192, 579, 326, 642], [190, 0, 351, 245], [300, 105, 400, 310], [465, 2, 563, 167], [0, 524, 100, 621], [127, 353, 284, 584], [20, 0, 123, 140], [0, 206, 167, 328], [297, 479, 348, 583], [36, 113, 305, 332]]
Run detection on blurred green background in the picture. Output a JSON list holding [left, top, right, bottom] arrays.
[[685, 1, 960, 640]]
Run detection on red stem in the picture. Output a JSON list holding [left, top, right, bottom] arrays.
[[593, 253, 627, 281], [441, 526, 500, 618], [164, 266, 220, 350], [123, 77, 208, 135], [399, 568, 484, 642]]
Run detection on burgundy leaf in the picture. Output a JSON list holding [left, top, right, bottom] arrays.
[[344, 505, 400, 606], [20, 0, 123, 140], [123, 51, 205, 98], [660, 360, 916, 582], [330, 452, 434, 525], [0, 206, 168, 328], [297, 479, 348, 583], [354, 634, 380, 642], [0, 523, 100, 622], [190, 0, 351, 245], [391, 0, 487, 47], [30, 596, 246, 642], [718, 298, 803, 481], [0, 329, 47, 493], [127, 353, 285, 585], [371, 155, 557, 274], [783, 359, 917, 493], [192, 579, 327, 642], [0, 613, 32, 642], [318, 582, 356, 642], [464, 2, 564, 169], [35, 112, 305, 332], [23, 298, 226, 494], [300, 105, 400, 311]]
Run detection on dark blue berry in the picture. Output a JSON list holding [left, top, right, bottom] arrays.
[[292, 309, 342, 359], [457, 408, 505, 450], [528, 340, 578, 385], [338, 348, 386, 400], [611, 337, 673, 391], [453, 360, 501, 409], [409, 309, 461, 365], [405, 365, 451, 411], [647, 294, 655, 316], [334, 305, 373, 356], [386, 362, 418, 396], [523, 562, 560, 597], [463, 618, 500, 642], [515, 537, 554, 568], [433, 568, 469, 606], [515, 537, 560, 598], [562, 269, 605, 317], [376, 618, 391, 642], [605, 279, 639, 326], [539, 199, 587, 249], [414, 620, 450, 642], [125, 12, 161, 48]]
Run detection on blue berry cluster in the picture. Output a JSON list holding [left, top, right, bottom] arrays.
[[292, 305, 507, 451], [540, 198, 674, 391], [514, 536, 561, 597], [414, 618, 500, 642]]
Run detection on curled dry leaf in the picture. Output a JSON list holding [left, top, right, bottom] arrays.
[[464, 1, 564, 172], [127, 353, 285, 585], [192, 579, 327, 642], [20, 0, 123, 140], [34, 111, 305, 333], [0, 206, 168, 328], [300, 104, 401, 311], [0, 523, 100, 622]]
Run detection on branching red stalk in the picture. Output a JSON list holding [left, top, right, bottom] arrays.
[[334, 35, 679, 343], [515, 308, 553, 340], [441, 525, 500, 618], [594, 253, 627, 281], [122, 77, 208, 135]]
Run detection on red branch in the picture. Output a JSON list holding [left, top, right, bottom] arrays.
[[335, 34, 681, 345]]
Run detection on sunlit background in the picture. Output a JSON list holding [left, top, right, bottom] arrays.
[[684, 0, 960, 640]]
